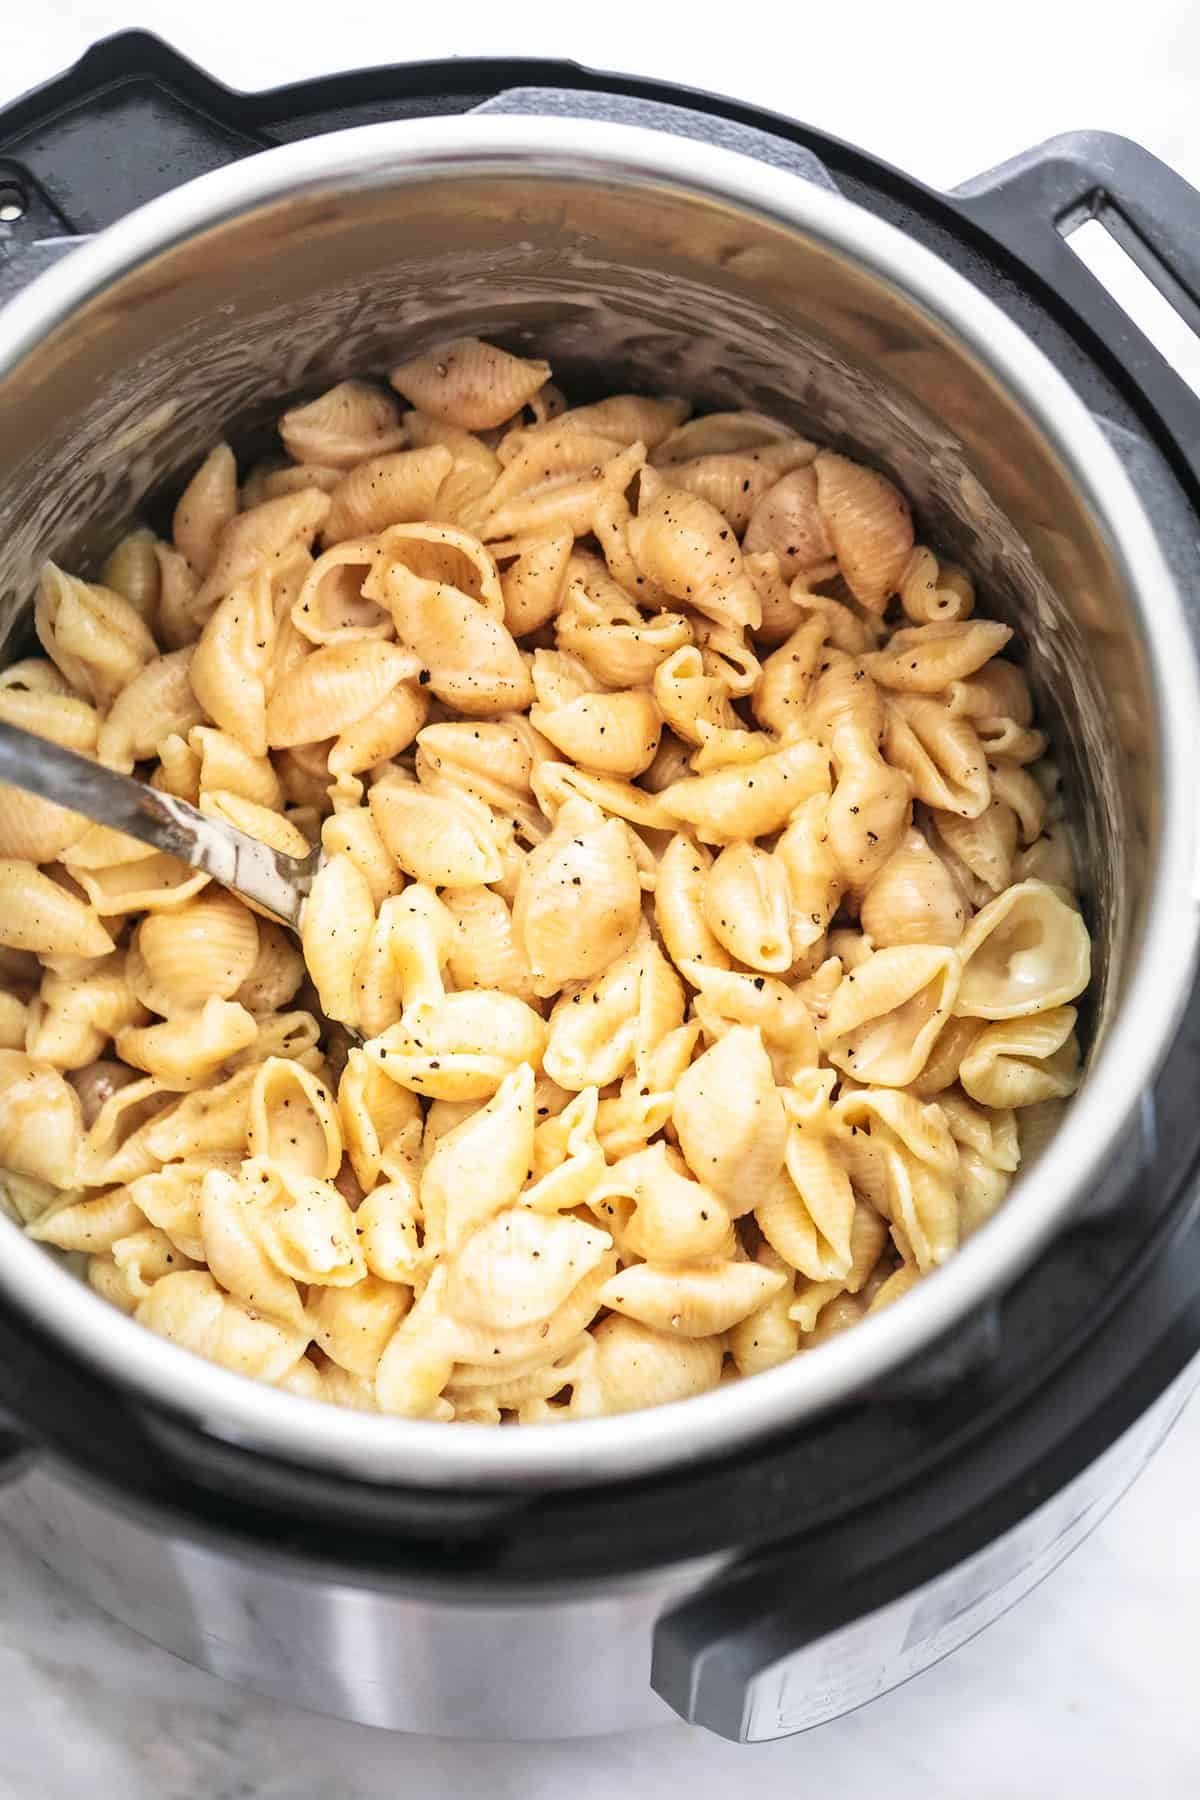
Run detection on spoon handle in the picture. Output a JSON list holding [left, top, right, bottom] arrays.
[[0, 719, 316, 929]]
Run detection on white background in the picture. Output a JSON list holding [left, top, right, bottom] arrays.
[[1, 3, 1199, 1795]]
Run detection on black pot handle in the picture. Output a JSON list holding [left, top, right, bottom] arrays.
[[953, 131, 1200, 493]]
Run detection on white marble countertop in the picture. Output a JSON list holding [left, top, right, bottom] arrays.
[[1, 2, 1199, 1794]]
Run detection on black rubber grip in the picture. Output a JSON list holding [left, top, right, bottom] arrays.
[[955, 131, 1200, 494]]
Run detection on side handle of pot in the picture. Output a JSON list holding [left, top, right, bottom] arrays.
[[953, 132, 1200, 497]]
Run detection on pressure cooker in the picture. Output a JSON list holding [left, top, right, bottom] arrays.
[[0, 32, 1198, 1741]]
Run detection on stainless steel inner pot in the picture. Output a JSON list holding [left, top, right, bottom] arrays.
[[0, 116, 1195, 1491]]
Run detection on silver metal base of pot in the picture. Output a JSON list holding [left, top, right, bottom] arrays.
[[0, 1466, 723, 1736]]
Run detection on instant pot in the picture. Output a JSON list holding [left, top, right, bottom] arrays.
[[0, 31, 1199, 1742]]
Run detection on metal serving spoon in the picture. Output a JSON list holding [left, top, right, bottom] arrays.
[[0, 718, 319, 931]]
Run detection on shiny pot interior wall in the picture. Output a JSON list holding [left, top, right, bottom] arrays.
[[0, 166, 1154, 1128]]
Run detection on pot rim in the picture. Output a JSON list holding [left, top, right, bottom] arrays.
[[0, 114, 1195, 1491]]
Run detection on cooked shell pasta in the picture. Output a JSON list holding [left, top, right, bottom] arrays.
[[389, 337, 551, 431], [2, 343, 1092, 1422], [279, 381, 406, 469]]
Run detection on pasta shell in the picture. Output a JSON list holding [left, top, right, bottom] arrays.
[[447, 1208, 611, 1333], [0, 1051, 83, 1186], [0, 862, 114, 959], [173, 444, 238, 577], [300, 851, 376, 1028], [101, 527, 162, 626], [135, 891, 258, 1012], [0, 666, 101, 755], [29, 1184, 146, 1254], [189, 726, 282, 809], [654, 833, 729, 970], [673, 1025, 787, 1215], [232, 921, 305, 1014], [368, 775, 506, 887], [598, 1257, 786, 1337], [833, 1088, 960, 1270], [905, 1015, 985, 1099], [803, 1292, 868, 1344], [813, 451, 913, 612], [898, 546, 975, 624], [27, 953, 144, 1071], [661, 738, 831, 845], [195, 488, 330, 613], [398, 412, 501, 527], [482, 432, 629, 516], [703, 841, 792, 972], [502, 394, 688, 458], [443, 885, 539, 1003], [868, 619, 1013, 694], [97, 648, 204, 772], [366, 991, 546, 1102], [531, 760, 674, 833], [358, 886, 454, 1032], [280, 381, 406, 468], [36, 565, 157, 709], [936, 801, 1018, 896], [265, 639, 418, 748], [328, 681, 429, 778], [251, 463, 342, 503], [246, 1159, 364, 1287], [199, 1168, 307, 1327], [953, 879, 1090, 1019], [820, 943, 961, 1086], [245, 1055, 341, 1179], [544, 932, 684, 1091], [375, 561, 531, 716], [117, 998, 257, 1088], [513, 805, 642, 996], [948, 659, 1034, 726], [481, 442, 645, 543], [155, 543, 204, 649], [337, 1046, 421, 1191], [884, 695, 990, 818], [683, 961, 818, 1083], [531, 683, 661, 778], [354, 1170, 424, 1286], [190, 574, 274, 757], [859, 828, 967, 947], [990, 763, 1045, 844], [419, 1063, 535, 1254], [652, 409, 795, 464], [728, 1245, 799, 1376], [1015, 827, 1077, 891], [68, 846, 210, 921], [323, 445, 453, 542], [663, 439, 817, 533], [960, 1007, 1081, 1108], [580, 1314, 723, 1416], [744, 551, 804, 644], [136, 1269, 309, 1383], [308, 1275, 411, 1377], [653, 644, 739, 746], [414, 716, 552, 839], [292, 539, 394, 644], [628, 471, 761, 631], [557, 559, 692, 689], [775, 793, 843, 954], [0, 783, 88, 863], [866, 1263, 921, 1314], [743, 465, 835, 582], [390, 338, 550, 431], [495, 527, 575, 636]]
